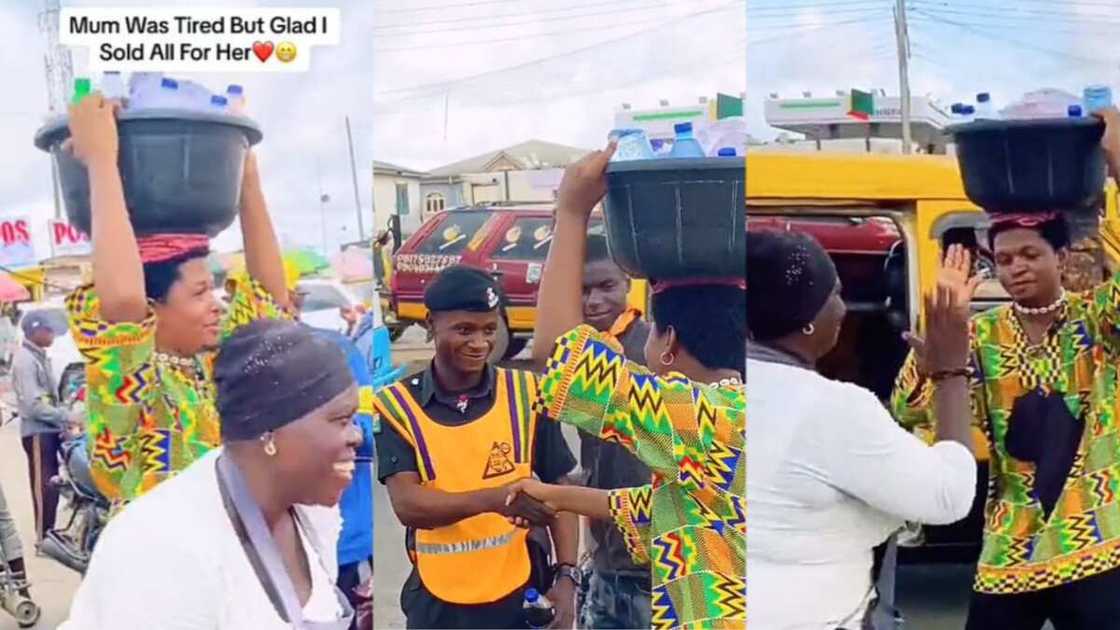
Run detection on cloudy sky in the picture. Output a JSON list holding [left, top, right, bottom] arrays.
[[1, 0, 373, 256], [748, 0, 1120, 139], [372, 0, 747, 171], [1, 0, 745, 261]]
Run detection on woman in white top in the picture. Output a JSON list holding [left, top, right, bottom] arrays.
[[747, 231, 979, 629], [60, 320, 363, 629]]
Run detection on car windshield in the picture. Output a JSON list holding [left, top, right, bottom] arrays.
[[302, 284, 350, 312], [413, 212, 492, 256]]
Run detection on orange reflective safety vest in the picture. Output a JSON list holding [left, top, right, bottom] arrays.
[[372, 368, 537, 605], [608, 307, 643, 340]]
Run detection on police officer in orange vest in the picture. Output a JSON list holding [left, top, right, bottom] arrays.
[[374, 265, 580, 629]]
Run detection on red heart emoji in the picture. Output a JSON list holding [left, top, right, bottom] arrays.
[[252, 41, 274, 63]]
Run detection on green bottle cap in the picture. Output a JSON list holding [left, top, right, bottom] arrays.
[[72, 78, 91, 104]]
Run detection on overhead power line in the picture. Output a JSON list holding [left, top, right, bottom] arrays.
[[376, 0, 732, 37], [375, 1, 739, 53]]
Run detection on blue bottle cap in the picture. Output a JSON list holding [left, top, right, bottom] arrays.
[[160, 78, 178, 89], [717, 148, 737, 156], [211, 95, 228, 106], [977, 93, 991, 102], [525, 588, 540, 602], [962, 105, 975, 115], [950, 103, 963, 114], [1069, 104, 1083, 117], [674, 122, 693, 134], [226, 84, 244, 95]]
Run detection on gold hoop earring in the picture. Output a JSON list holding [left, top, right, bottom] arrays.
[[659, 351, 675, 366], [802, 324, 815, 336], [262, 433, 277, 457]]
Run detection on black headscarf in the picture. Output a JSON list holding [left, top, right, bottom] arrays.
[[746, 229, 838, 341], [215, 320, 355, 442]]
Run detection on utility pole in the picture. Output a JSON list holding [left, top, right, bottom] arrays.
[[40, 0, 74, 220], [894, 0, 913, 154], [344, 116, 365, 241]]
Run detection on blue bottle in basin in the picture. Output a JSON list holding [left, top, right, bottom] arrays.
[[1084, 85, 1113, 114], [667, 122, 706, 158]]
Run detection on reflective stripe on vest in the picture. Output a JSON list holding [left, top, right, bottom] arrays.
[[372, 369, 537, 604]]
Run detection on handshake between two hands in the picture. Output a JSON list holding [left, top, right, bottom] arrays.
[[500, 478, 557, 529]]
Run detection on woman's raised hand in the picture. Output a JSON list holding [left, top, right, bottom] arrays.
[[67, 93, 120, 168]]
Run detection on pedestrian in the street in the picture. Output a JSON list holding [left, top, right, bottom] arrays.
[[63, 93, 292, 515], [59, 320, 362, 629], [12, 311, 67, 544], [531, 233, 653, 630], [747, 231, 977, 629], [372, 265, 580, 630], [893, 109, 1120, 630], [510, 144, 746, 630]]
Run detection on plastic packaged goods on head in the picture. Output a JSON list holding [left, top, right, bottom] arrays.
[[1000, 88, 1082, 120], [608, 128, 655, 162], [698, 116, 747, 157]]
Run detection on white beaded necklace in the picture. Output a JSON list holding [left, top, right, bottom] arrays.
[[711, 376, 743, 388], [1012, 290, 1066, 317]]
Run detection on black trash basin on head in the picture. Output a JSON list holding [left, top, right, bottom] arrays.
[[602, 157, 745, 280], [34, 110, 263, 237], [948, 118, 1106, 213]]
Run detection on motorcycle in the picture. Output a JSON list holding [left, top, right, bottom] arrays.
[[39, 381, 109, 576]]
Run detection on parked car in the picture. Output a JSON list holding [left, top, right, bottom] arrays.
[[383, 203, 650, 359], [297, 278, 365, 334]]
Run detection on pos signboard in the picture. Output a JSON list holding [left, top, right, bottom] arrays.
[[0, 216, 35, 268], [49, 219, 91, 257]]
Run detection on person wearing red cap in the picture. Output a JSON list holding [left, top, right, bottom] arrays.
[[62, 93, 292, 514], [511, 144, 745, 629], [893, 109, 1120, 628]]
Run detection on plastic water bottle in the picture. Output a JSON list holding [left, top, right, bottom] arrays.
[[1069, 104, 1084, 118], [961, 104, 976, 123], [1084, 85, 1113, 114], [522, 588, 555, 629], [147, 78, 184, 109], [225, 84, 246, 115], [667, 122, 706, 158], [99, 72, 126, 101], [975, 93, 996, 119], [609, 128, 654, 161]]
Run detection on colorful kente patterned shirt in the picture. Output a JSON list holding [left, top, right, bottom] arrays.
[[536, 325, 746, 630], [66, 276, 290, 513], [892, 273, 1120, 594]]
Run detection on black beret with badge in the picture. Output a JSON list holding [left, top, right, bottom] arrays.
[[424, 265, 503, 313]]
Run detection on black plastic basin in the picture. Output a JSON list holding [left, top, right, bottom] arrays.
[[948, 118, 1106, 213], [603, 157, 745, 279], [34, 110, 263, 237]]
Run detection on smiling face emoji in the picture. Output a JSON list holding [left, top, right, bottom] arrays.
[[276, 41, 298, 63]]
